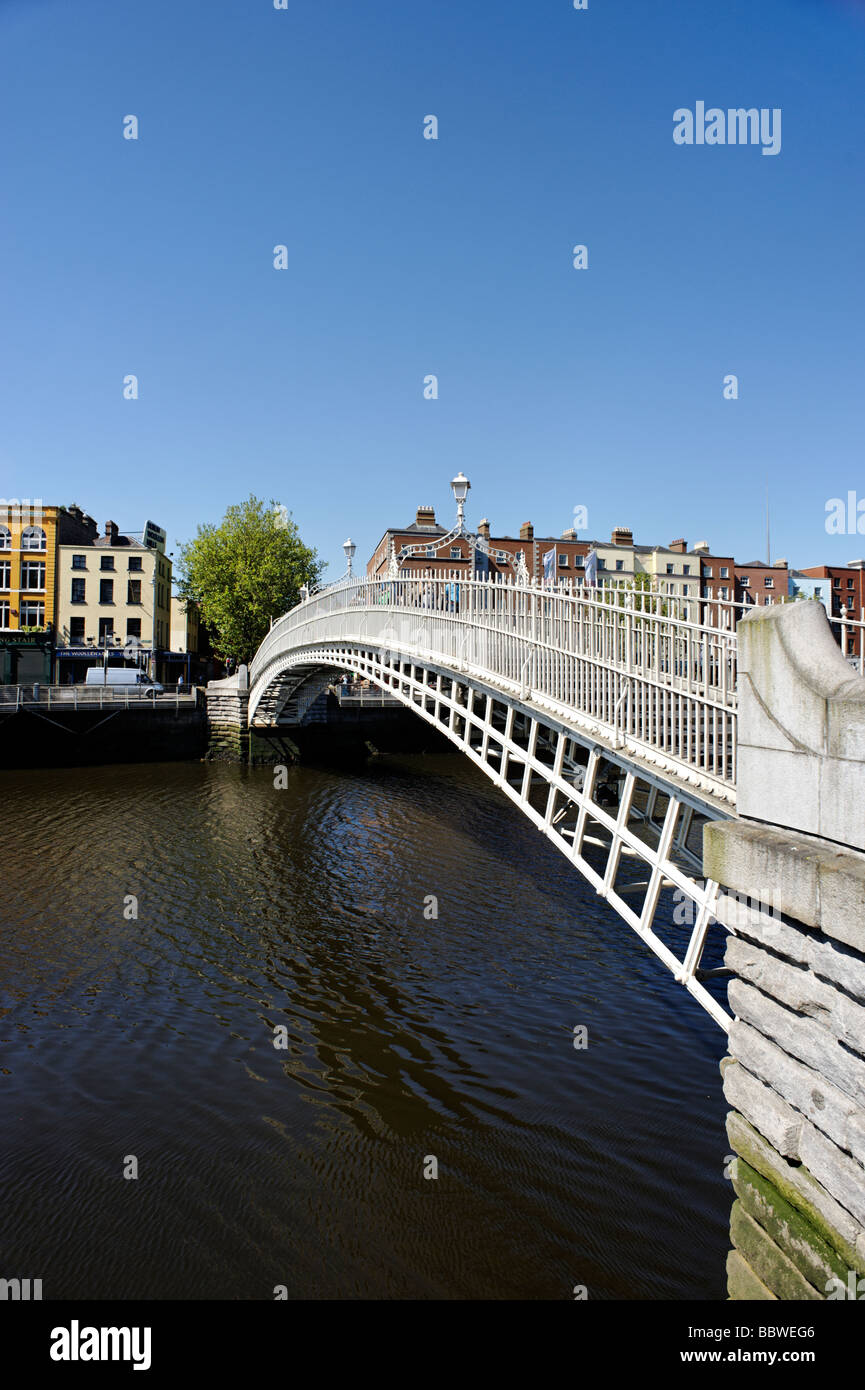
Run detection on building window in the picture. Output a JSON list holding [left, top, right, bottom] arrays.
[[100, 555, 115, 571], [720, 566, 729, 579], [597, 558, 606, 570], [72, 553, 87, 570], [702, 565, 712, 578], [0, 559, 10, 589], [666, 563, 674, 574], [848, 578, 855, 589], [764, 596, 771, 606], [496, 550, 507, 562], [615, 559, 624, 571], [127, 579, 142, 605], [426, 546, 435, 558], [128, 556, 143, 571], [0, 600, 10, 626], [20, 600, 45, 626], [683, 564, 691, 575], [21, 526, 46, 551], [559, 554, 568, 567], [575, 555, 585, 567], [71, 578, 86, 604], [834, 578, 841, 588], [98, 618, 114, 642], [126, 618, 142, 639], [99, 578, 114, 604], [720, 586, 729, 600], [70, 616, 85, 642], [701, 585, 709, 598], [765, 578, 774, 588], [21, 561, 46, 590], [739, 576, 750, 587], [450, 547, 461, 560], [0, 526, 10, 551]]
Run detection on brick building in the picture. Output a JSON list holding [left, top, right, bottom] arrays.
[[799, 561, 865, 657]]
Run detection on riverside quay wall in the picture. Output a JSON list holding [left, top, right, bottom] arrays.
[[704, 602, 865, 1300], [0, 691, 206, 769]]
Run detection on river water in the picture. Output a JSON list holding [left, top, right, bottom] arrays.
[[0, 753, 729, 1299]]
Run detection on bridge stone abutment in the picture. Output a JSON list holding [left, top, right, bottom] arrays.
[[704, 602, 865, 1299], [205, 668, 250, 761]]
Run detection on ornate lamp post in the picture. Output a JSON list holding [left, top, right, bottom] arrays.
[[451, 471, 470, 528], [343, 537, 356, 577]]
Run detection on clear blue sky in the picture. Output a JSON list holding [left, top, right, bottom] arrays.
[[1, 0, 864, 579]]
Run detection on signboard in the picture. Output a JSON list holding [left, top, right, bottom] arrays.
[[142, 520, 166, 552], [58, 648, 152, 658]]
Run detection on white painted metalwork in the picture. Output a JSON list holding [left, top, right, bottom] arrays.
[[248, 573, 743, 1028], [0, 684, 196, 712]]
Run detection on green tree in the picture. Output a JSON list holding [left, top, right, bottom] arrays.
[[176, 496, 322, 663]]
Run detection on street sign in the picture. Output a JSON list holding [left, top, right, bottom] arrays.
[[143, 520, 166, 552]]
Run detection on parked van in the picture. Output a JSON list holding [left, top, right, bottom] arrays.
[[84, 667, 164, 693]]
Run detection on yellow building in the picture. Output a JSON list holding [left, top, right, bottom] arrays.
[[0, 501, 60, 682], [55, 513, 173, 682]]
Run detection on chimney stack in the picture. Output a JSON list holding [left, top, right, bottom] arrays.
[[519, 521, 534, 541], [669, 538, 687, 554], [478, 518, 490, 540], [415, 505, 436, 528], [105, 520, 119, 543], [611, 526, 633, 547]]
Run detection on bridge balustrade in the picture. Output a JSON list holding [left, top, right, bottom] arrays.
[[250, 574, 739, 803]]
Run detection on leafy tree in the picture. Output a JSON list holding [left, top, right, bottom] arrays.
[[176, 496, 322, 663]]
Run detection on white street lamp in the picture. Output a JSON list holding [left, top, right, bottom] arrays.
[[451, 472, 471, 529], [343, 536, 356, 577]]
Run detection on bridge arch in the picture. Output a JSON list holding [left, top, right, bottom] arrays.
[[249, 575, 738, 1028]]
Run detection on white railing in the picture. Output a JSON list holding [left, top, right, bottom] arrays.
[[251, 574, 742, 803], [0, 685, 198, 712], [332, 685, 403, 707]]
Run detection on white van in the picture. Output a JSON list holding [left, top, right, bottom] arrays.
[[84, 667, 164, 693]]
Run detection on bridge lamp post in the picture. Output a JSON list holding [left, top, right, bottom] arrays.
[[343, 537, 356, 577], [451, 472, 470, 532]]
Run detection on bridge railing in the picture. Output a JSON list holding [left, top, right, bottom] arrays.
[[251, 573, 744, 800]]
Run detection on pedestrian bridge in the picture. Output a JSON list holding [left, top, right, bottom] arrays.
[[248, 574, 742, 1027], [244, 574, 865, 1298]]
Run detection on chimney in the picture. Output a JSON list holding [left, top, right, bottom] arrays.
[[692, 541, 710, 554], [520, 521, 534, 541], [415, 505, 436, 529], [105, 519, 119, 543], [772, 558, 788, 568], [611, 526, 633, 547], [478, 518, 490, 540], [561, 527, 577, 541], [669, 538, 687, 554]]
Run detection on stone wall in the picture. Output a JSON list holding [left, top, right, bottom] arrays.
[[706, 822, 865, 1298], [205, 669, 249, 761], [705, 600, 865, 1299]]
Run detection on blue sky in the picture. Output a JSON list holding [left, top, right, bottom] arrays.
[[1, 0, 863, 579]]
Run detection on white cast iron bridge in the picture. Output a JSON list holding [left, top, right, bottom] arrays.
[[248, 573, 749, 1029]]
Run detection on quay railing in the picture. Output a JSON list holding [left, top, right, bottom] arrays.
[[0, 684, 200, 713]]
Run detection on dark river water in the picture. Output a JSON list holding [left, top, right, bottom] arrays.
[[0, 752, 730, 1300]]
